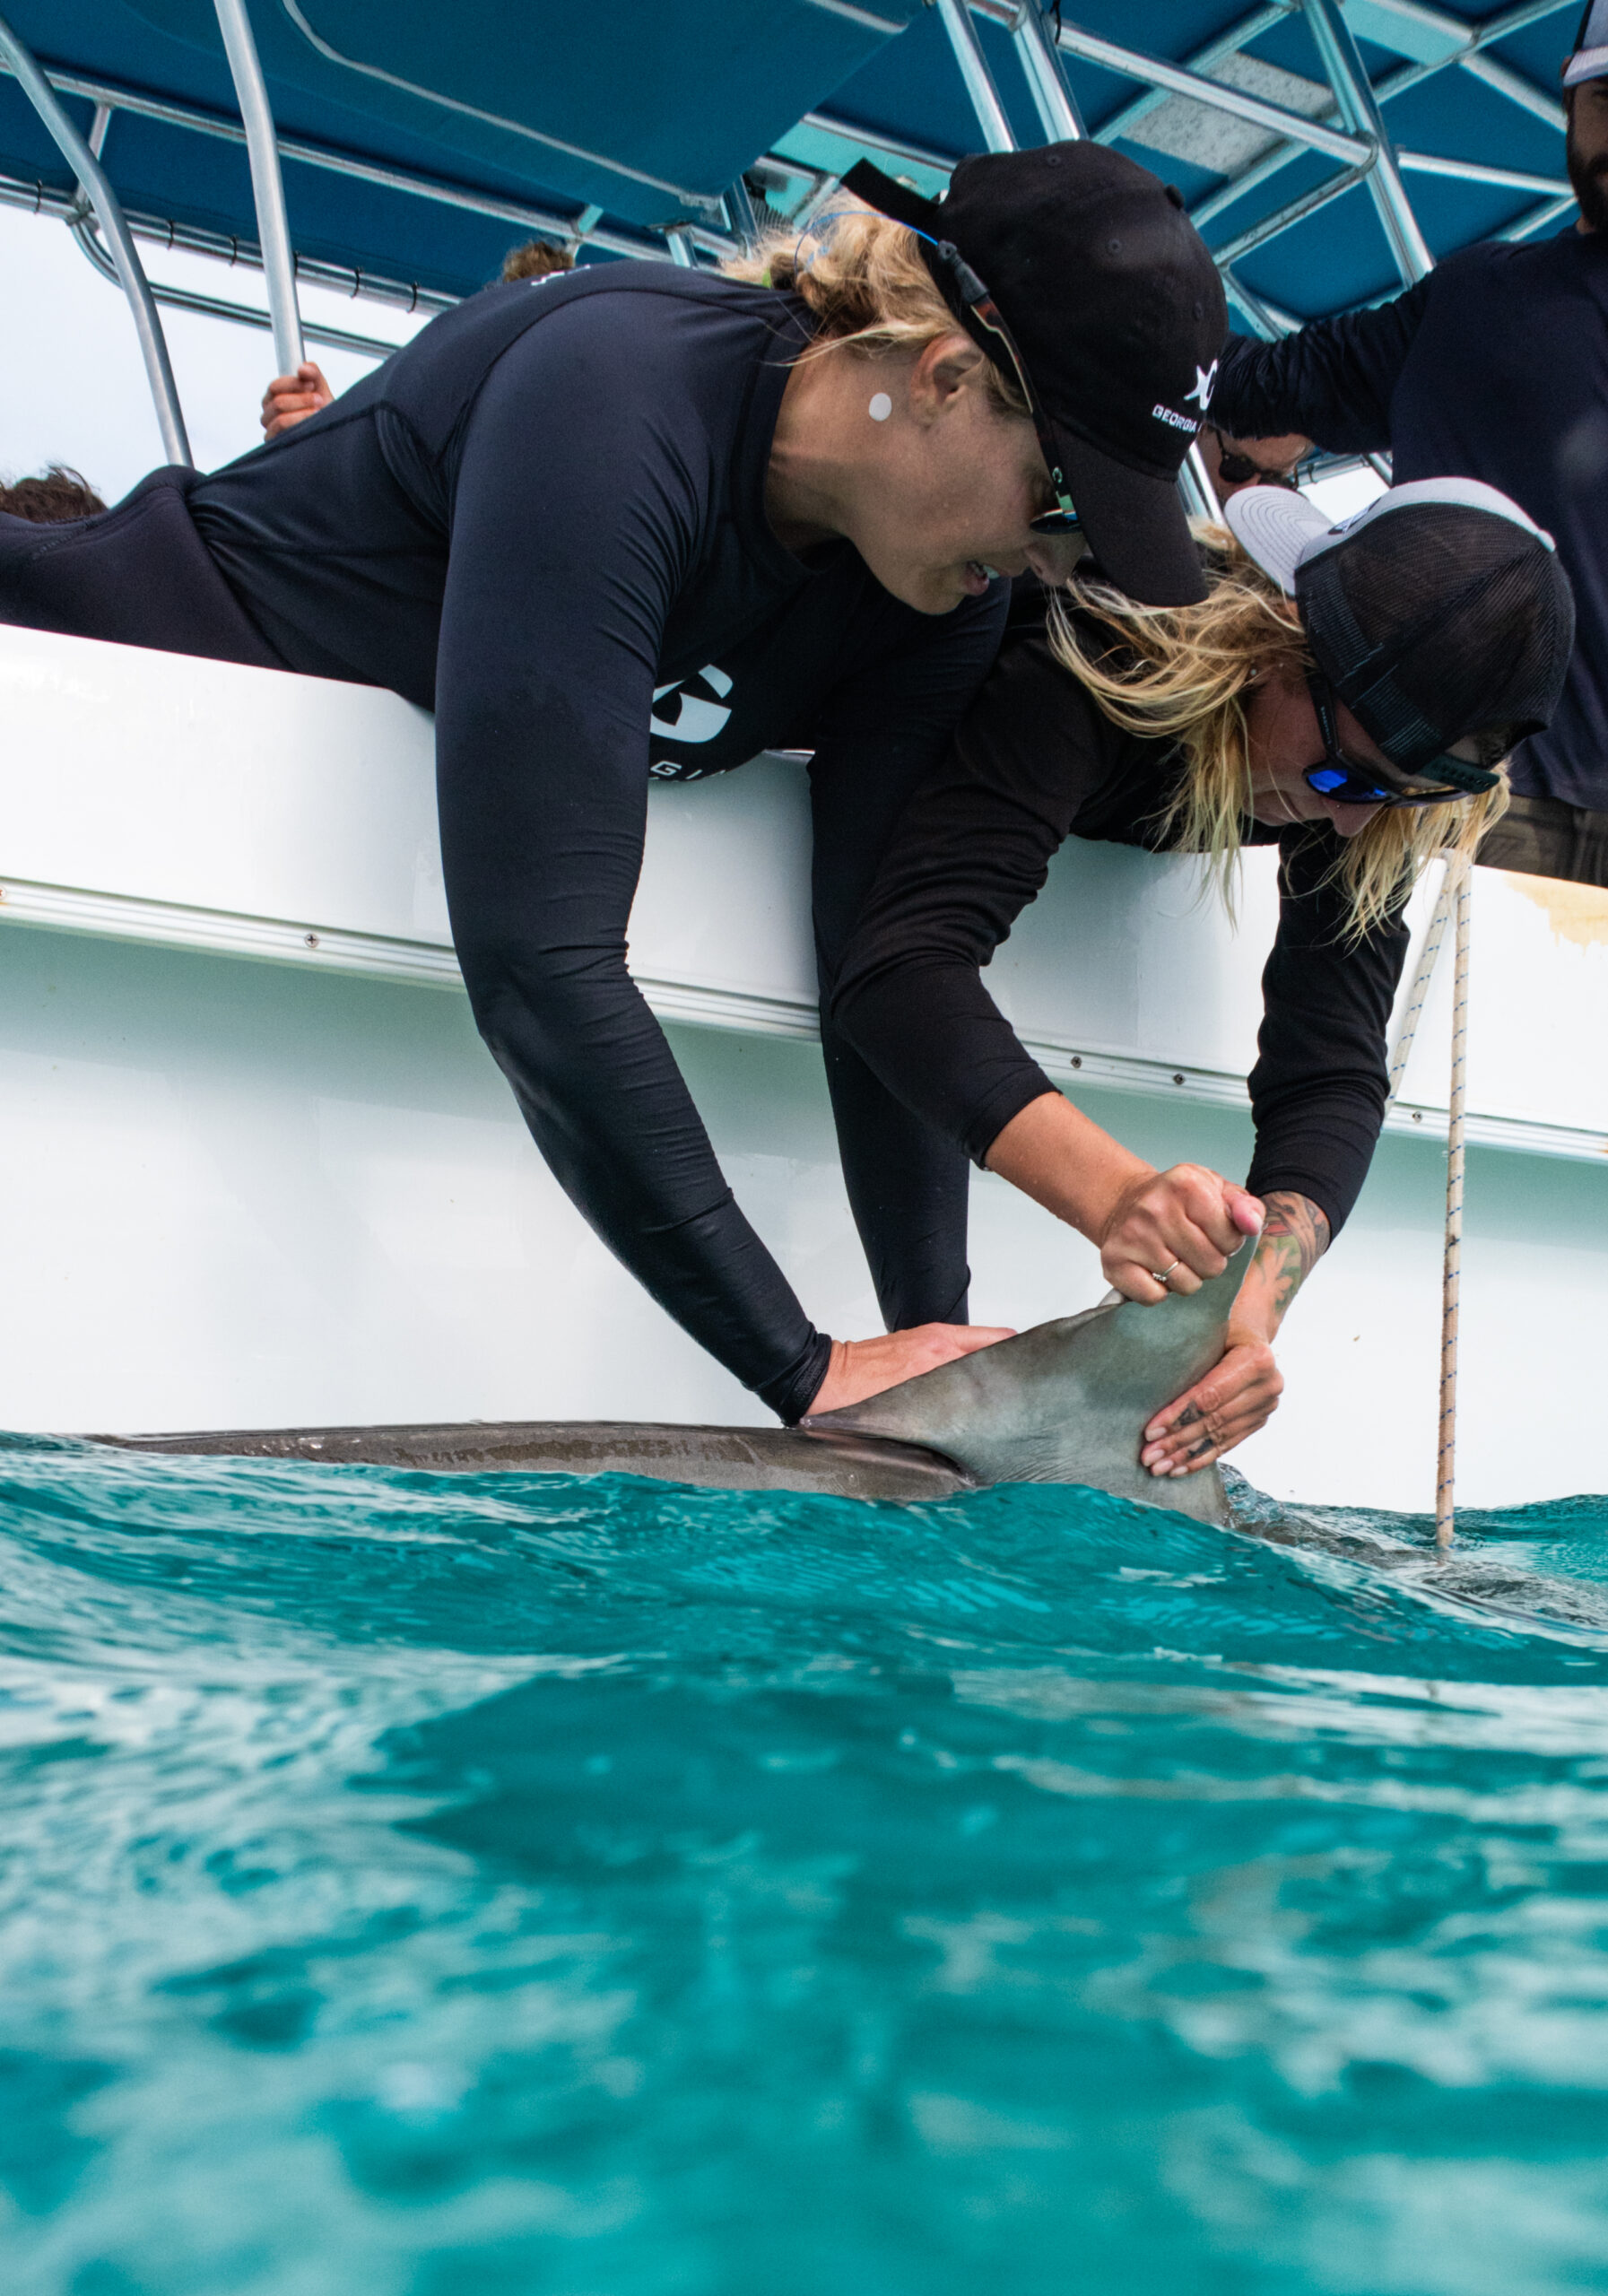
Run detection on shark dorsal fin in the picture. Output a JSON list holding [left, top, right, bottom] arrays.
[[802, 1244, 1255, 1523]]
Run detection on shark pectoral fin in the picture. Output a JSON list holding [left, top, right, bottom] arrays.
[[802, 1241, 1256, 1523]]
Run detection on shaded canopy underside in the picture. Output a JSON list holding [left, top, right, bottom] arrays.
[[0, 4, 1580, 332]]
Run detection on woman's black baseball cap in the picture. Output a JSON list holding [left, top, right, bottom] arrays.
[[841, 142, 1227, 607], [1227, 478, 1576, 793]]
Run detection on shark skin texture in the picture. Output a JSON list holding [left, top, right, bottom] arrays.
[[94, 1248, 1249, 1518], [96, 1418, 969, 1502]]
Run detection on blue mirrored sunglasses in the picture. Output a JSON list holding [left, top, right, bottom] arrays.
[[1302, 670, 1482, 809]]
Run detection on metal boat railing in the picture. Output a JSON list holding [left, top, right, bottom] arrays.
[[0, 8, 190, 463], [212, 0, 303, 375]]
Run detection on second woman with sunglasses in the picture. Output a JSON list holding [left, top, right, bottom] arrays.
[[828, 477, 1574, 1478]]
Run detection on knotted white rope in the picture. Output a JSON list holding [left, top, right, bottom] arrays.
[[1383, 854, 1472, 1550], [1436, 855, 1473, 1552], [1387, 869, 1456, 1098]]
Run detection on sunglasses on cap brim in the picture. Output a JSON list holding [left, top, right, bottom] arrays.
[[1302, 670, 1501, 807]]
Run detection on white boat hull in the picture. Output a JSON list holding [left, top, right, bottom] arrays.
[[1, 623, 1604, 1511]]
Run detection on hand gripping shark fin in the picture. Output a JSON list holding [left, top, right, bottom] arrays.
[[800, 1241, 1250, 1525], [90, 1244, 1251, 1516]]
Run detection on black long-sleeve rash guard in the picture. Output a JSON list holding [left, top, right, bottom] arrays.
[[830, 592, 1411, 1241], [0, 266, 1004, 1419]]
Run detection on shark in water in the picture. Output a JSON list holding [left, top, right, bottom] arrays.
[[95, 1248, 1251, 1523]]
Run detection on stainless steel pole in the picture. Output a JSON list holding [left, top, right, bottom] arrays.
[[1011, 4, 1085, 141], [1301, 0, 1432, 284], [1094, 4, 1291, 151], [212, 0, 304, 374], [0, 10, 190, 464], [935, 0, 1016, 152], [1052, 19, 1369, 164], [1179, 442, 1222, 523], [724, 173, 760, 248]]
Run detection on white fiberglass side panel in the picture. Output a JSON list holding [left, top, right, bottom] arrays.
[[987, 839, 1277, 1077], [4, 626, 1608, 1150], [625, 753, 817, 1019], [1393, 862, 1608, 1135], [0, 622, 450, 944], [0, 923, 1601, 1509], [0, 927, 852, 1433], [0, 622, 821, 1015]]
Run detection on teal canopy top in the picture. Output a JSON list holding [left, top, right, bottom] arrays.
[[0, 4, 1583, 329]]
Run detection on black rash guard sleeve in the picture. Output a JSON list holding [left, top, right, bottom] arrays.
[[1245, 828, 1408, 1233], [831, 617, 1407, 1239], [808, 581, 1009, 1331], [435, 300, 830, 1422], [1212, 276, 1431, 454], [829, 627, 1100, 1165]]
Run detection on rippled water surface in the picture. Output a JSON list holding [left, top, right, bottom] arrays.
[[2, 1439, 1606, 2295]]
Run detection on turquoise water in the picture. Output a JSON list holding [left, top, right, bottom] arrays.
[[2, 1441, 1607, 2295]]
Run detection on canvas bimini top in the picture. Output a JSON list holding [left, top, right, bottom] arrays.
[[0, 1, 1586, 446]]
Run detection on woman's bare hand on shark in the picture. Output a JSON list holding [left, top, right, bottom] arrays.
[[808, 1322, 1016, 1417], [1096, 1162, 1264, 1302], [1141, 1190, 1330, 1476]]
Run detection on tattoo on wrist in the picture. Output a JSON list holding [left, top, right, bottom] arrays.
[[1254, 1190, 1330, 1320]]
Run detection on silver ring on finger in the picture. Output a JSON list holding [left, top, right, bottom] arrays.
[[1150, 1259, 1181, 1288]]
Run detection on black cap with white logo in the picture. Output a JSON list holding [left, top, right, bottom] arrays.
[[842, 143, 1228, 606]]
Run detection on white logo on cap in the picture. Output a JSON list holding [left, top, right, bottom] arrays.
[[1185, 361, 1219, 412]]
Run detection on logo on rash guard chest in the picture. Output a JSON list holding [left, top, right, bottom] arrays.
[[649, 664, 734, 779]]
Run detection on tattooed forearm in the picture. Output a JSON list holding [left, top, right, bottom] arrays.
[[1248, 1189, 1331, 1324]]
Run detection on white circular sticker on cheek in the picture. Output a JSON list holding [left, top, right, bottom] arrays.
[[868, 392, 893, 422]]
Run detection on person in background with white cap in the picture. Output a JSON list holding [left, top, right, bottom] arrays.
[[829, 482, 1573, 1477], [1206, 2, 1608, 887]]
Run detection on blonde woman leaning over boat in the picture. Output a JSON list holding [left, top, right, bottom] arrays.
[[0, 143, 1228, 1426], [830, 479, 1575, 1477]]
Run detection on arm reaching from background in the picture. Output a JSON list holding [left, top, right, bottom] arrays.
[[1140, 1190, 1330, 1477], [1211, 278, 1431, 456]]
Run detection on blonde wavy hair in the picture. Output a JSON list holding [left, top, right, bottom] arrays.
[[1047, 525, 1510, 938], [722, 203, 1030, 417]]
